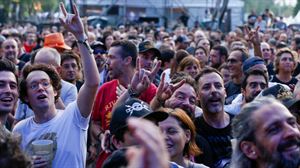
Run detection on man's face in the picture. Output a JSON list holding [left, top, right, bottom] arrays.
[[209, 49, 221, 68], [25, 70, 57, 110], [242, 75, 267, 103], [0, 71, 18, 115], [2, 39, 18, 62], [165, 83, 197, 118], [138, 50, 156, 71], [61, 58, 79, 83], [106, 46, 127, 79], [261, 43, 271, 61], [198, 72, 226, 114], [26, 33, 37, 45], [252, 103, 300, 167], [227, 50, 243, 78]]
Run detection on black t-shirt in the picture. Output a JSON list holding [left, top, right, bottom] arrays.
[[225, 81, 241, 104], [293, 62, 300, 77], [194, 115, 233, 168], [270, 75, 298, 88]]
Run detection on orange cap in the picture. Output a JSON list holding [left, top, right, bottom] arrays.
[[44, 33, 71, 50]]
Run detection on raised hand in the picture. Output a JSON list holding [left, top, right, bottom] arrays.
[[245, 25, 260, 45], [130, 59, 161, 95], [156, 73, 185, 103], [126, 118, 169, 168], [59, 2, 85, 40]]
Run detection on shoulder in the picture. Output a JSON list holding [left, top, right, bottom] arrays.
[[13, 117, 33, 132], [100, 79, 118, 89]]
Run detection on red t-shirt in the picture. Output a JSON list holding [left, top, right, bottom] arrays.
[[92, 79, 157, 168]]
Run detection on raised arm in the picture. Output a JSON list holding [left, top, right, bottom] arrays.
[[59, 3, 100, 118]]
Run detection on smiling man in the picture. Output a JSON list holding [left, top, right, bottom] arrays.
[[231, 96, 300, 168], [0, 60, 18, 134]]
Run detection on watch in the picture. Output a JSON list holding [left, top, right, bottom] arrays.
[[77, 39, 93, 54]]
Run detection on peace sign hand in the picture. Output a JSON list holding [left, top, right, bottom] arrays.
[[130, 60, 161, 96], [59, 2, 86, 40], [155, 73, 185, 103], [245, 25, 260, 45]]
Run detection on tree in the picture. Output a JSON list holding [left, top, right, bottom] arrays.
[[294, 0, 300, 16]]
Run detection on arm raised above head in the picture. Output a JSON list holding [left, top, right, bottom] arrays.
[[59, 3, 100, 118]]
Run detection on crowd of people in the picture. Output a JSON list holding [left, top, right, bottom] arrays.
[[0, 3, 300, 168]]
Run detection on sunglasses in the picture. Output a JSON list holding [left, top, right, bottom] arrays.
[[93, 49, 107, 55]]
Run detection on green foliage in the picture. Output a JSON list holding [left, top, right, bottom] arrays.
[[244, 0, 294, 17], [294, 0, 300, 16]]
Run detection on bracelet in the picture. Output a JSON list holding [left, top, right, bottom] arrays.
[[77, 39, 93, 54], [156, 96, 165, 107]]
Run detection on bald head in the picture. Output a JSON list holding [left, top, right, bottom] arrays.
[[35, 47, 61, 67]]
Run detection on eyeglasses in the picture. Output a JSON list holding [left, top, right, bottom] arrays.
[[227, 58, 239, 64], [28, 80, 51, 91], [93, 49, 107, 55]]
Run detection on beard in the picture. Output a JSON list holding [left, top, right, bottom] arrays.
[[256, 138, 300, 168]]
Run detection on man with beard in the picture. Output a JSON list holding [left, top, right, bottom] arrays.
[[90, 40, 157, 168], [194, 67, 233, 168], [138, 40, 161, 86], [225, 69, 268, 115], [2, 38, 25, 74], [209, 45, 228, 69], [231, 96, 300, 168], [0, 60, 18, 135]]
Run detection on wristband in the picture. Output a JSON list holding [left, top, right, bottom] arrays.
[[77, 39, 93, 54]]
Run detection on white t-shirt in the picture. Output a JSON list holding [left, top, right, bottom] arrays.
[[13, 102, 90, 168]]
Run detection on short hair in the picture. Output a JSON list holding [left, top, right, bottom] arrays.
[[171, 72, 198, 95], [241, 69, 269, 90], [60, 50, 82, 70], [231, 97, 281, 168], [274, 47, 296, 74], [110, 40, 137, 67], [170, 49, 189, 77], [177, 56, 201, 73], [0, 59, 17, 80], [195, 67, 223, 84], [159, 49, 175, 67], [34, 47, 61, 67], [230, 48, 249, 63], [211, 45, 229, 60], [162, 108, 202, 157], [194, 46, 208, 57], [19, 64, 62, 107]]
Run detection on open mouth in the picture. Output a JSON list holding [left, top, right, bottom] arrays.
[[37, 94, 47, 100], [0, 97, 13, 103]]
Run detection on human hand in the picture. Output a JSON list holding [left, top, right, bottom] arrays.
[[32, 155, 49, 168], [59, 2, 86, 41], [116, 84, 127, 99], [87, 145, 98, 161], [156, 73, 185, 103], [130, 59, 161, 95], [126, 118, 169, 168], [244, 25, 260, 45]]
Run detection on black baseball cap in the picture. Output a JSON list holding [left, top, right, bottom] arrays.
[[138, 40, 161, 59], [242, 56, 265, 73], [109, 98, 168, 135]]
